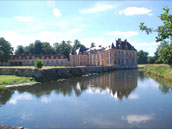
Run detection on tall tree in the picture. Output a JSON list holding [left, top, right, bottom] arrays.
[[54, 41, 72, 59], [34, 40, 42, 54], [15, 45, 24, 55], [0, 37, 13, 63], [137, 50, 149, 64], [72, 39, 86, 53], [42, 42, 56, 54], [139, 6, 172, 64]]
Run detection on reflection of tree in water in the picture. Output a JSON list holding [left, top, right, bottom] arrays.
[[11, 79, 84, 98], [0, 89, 14, 106], [145, 74, 172, 94], [138, 71, 146, 81], [0, 70, 138, 105]]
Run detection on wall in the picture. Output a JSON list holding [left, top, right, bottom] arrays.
[[0, 66, 137, 82]]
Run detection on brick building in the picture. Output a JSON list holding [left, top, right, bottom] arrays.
[[6, 54, 69, 66], [70, 38, 137, 68]]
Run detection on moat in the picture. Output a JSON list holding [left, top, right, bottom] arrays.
[[0, 70, 172, 128]]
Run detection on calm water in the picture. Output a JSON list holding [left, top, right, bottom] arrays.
[[0, 70, 172, 128]]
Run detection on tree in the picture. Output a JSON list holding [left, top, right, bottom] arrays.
[[42, 42, 56, 54], [139, 6, 172, 64], [72, 39, 86, 53], [140, 7, 172, 42], [34, 40, 42, 54], [54, 40, 72, 59], [34, 58, 44, 68], [0, 37, 13, 63], [15, 45, 24, 55], [157, 41, 172, 64], [137, 50, 149, 64], [147, 56, 155, 64]]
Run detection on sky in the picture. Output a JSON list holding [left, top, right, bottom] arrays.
[[0, 0, 172, 56]]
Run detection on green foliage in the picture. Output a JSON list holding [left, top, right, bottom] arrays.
[[42, 42, 56, 54], [0, 75, 33, 86], [54, 40, 72, 59], [157, 41, 172, 64], [144, 64, 172, 82], [139, 6, 172, 64], [72, 39, 86, 54], [0, 37, 13, 63], [139, 22, 153, 35], [15, 45, 24, 55], [14, 39, 86, 60], [34, 58, 44, 68], [147, 56, 155, 64], [137, 50, 149, 64]]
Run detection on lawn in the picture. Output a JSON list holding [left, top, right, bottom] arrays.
[[0, 75, 33, 87]]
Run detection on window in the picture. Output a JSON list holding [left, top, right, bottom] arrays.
[[122, 59, 124, 65], [126, 59, 128, 64], [118, 59, 120, 65]]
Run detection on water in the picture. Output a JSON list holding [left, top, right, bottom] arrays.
[[0, 70, 172, 128]]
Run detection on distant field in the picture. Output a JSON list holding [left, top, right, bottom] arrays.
[[0, 66, 85, 69], [137, 64, 146, 68]]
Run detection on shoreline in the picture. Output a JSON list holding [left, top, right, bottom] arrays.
[[138, 64, 172, 83]]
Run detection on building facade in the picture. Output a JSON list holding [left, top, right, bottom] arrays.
[[5, 54, 69, 66], [70, 39, 137, 68], [1, 38, 137, 68]]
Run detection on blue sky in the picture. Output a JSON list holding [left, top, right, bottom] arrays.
[[0, 1, 171, 56]]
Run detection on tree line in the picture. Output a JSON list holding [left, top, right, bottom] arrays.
[[0, 38, 88, 63]]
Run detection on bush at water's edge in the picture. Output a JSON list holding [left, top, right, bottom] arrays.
[[144, 64, 172, 82]]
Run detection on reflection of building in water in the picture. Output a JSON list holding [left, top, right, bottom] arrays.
[[79, 70, 138, 99]]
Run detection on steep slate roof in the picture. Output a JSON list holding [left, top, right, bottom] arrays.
[[116, 40, 136, 50], [71, 38, 136, 55]]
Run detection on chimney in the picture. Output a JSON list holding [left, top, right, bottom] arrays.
[[124, 39, 128, 49], [118, 38, 121, 44]]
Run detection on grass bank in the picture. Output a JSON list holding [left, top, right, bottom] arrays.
[[144, 64, 172, 82], [0, 75, 34, 88]]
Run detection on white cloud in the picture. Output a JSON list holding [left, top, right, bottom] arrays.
[[9, 94, 32, 104], [80, 3, 115, 14], [128, 93, 140, 100], [105, 31, 138, 37], [15, 16, 34, 22], [57, 20, 68, 30], [40, 96, 52, 104], [53, 8, 61, 18], [67, 28, 81, 35], [119, 7, 152, 16], [122, 114, 153, 124], [80, 37, 114, 48], [0, 28, 82, 50], [46, 0, 56, 8]]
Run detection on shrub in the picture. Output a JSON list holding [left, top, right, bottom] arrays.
[[34, 58, 44, 68]]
